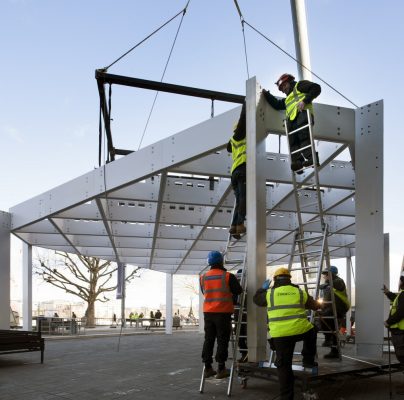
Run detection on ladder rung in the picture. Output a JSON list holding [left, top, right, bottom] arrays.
[[289, 266, 319, 272], [314, 316, 335, 319], [225, 259, 244, 264], [290, 144, 311, 155], [318, 330, 338, 334], [287, 122, 310, 136], [296, 235, 324, 242], [228, 244, 246, 249], [302, 219, 322, 225], [296, 249, 322, 256]]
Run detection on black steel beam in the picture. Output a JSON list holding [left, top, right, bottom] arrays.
[[97, 79, 115, 162], [95, 70, 245, 104]]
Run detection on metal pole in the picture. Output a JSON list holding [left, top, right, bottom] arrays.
[[387, 328, 392, 399], [121, 264, 126, 328], [290, 0, 312, 81]]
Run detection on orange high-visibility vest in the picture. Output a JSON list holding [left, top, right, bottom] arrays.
[[201, 269, 234, 313]]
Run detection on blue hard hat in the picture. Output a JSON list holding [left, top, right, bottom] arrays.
[[207, 251, 223, 266], [322, 265, 338, 275]]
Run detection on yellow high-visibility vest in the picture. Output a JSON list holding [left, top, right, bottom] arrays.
[[285, 83, 314, 121], [266, 285, 313, 338], [390, 290, 404, 330], [230, 137, 246, 173], [333, 287, 350, 312]]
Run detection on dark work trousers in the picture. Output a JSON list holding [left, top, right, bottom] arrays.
[[202, 312, 232, 367], [287, 111, 313, 164], [391, 330, 404, 363], [231, 164, 246, 226], [273, 327, 317, 400]]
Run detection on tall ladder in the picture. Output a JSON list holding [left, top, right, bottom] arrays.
[[285, 109, 342, 360], [227, 253, 248, 396], [199, 202, 248, 395]]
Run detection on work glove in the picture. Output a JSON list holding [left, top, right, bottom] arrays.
[[262, 279, 271, 290]]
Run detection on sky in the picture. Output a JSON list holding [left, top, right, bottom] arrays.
[[1, 0, 403, 304]]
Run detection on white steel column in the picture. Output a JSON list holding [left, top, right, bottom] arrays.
[[290, 0, 312, 80], [345, 254, 352, 336], [355, 100, 384, 358], [165, 273, 173, 334], [198, 287, 204, 334], [383, 234, 390, 338], [0, 212, 11, 329], [246, 77, 267, 361], [22, 243, 32, 331]]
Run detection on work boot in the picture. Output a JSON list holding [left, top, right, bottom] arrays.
[[324, 348, 339, 359], [236, 223, 246, 235], [203, 366, 217, 379], [215, 369, 230, 379], [302, 360, 318, 368], [229, 225, 237, 234], [291, 159, 303, 171]]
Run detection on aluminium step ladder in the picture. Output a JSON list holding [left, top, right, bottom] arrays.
[[199, 255, 248, 396], [227, 253, 248, 396], [199, 201, 248, 396], [285, 109, 342, 360]]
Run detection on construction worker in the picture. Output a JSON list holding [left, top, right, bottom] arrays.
[[253, 267, 320, 400], [200, 251, 243, 379], [383, 274, 404, 364], [263, 73, 321, 174], [227, 102, 246, 237], [319, 266, 350, 359]]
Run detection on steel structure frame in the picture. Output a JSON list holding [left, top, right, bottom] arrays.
[[10, 76, 360, 275]]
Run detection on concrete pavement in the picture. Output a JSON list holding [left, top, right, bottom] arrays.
[[0, 330, 403, 399]]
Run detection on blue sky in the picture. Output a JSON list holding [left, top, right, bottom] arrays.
[[1, 1, 403, 286]]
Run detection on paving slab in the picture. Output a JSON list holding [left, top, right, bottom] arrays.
[[0, 331, 403, 399]]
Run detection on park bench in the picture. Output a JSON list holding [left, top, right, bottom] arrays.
[[0, 330, 45, 363]]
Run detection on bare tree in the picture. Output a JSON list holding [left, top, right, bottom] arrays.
[[36, 252, 140, 327]]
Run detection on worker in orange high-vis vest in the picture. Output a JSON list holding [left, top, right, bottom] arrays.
[[200, 251, 242, 379]]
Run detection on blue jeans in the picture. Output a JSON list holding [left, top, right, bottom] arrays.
[[231, 164, 246, 226]]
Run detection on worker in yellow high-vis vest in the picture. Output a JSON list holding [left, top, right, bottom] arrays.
[[318, 266, 350, 359], [253, 267, 321, 400], [263, 73, 321, 174], [384, 274, 404, 364], [227, 102, 247, 237]]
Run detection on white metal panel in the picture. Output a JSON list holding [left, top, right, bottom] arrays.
[[355, 100, 384, 358]]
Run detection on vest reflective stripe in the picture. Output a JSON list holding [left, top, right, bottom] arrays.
[[201, 270, 234, 313], [285, 83, 314, 121], [266, 285, 313, 338], [230, 137, 246, 173], [333, 287, 350, 310], [390, 290, 404, 330]]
